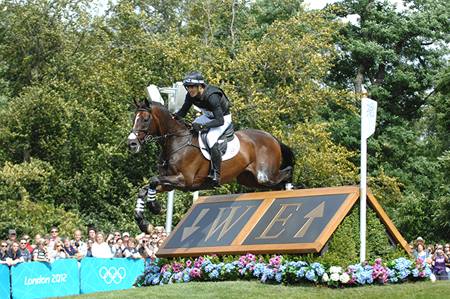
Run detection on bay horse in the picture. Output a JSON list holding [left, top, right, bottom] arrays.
[[127, 99, 294, 208]]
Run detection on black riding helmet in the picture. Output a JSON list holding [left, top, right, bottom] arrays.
[[183, 71, 206, 87]]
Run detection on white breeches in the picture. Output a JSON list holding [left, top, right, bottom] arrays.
[[194, 114, 232, 148]]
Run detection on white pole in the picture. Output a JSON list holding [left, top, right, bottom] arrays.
[[360, 95, 377, 263], [165, 190, 174, 233], [360, 133, 367, 263], [193, 191, 199, 203]]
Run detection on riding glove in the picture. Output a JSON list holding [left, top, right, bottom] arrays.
[[192, 122, 204, 132]]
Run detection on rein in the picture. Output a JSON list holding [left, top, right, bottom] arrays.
[[131, 106, 201, 167]]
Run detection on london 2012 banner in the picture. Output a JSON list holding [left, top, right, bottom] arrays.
[[10, 259, 79, 299], [0, 264, 10, 299]]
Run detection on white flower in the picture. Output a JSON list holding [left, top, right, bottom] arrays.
[[340, 272, 350, 284], [329, 266, 342, 274], [322, 273, 329, 282], [330, 273, 340, 281], [430, 273, 436, 283]]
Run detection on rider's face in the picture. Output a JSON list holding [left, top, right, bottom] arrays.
[[187, 85, 201, 97]]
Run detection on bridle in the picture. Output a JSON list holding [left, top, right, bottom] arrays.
[[130, 107, 200, 157]]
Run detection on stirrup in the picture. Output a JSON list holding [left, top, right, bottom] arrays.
[[207, 173, 220, 187]]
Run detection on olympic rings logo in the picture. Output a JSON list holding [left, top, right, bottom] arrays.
[[98, 266, 127, 284]]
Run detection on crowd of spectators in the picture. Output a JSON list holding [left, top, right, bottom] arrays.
[[411, 236, 449, 280], [0, 226, 168, 266]]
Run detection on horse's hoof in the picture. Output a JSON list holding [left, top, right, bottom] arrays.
[[147, 200, 162, 214]]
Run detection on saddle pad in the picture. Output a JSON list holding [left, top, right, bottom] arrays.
[[199, 135, 240, 161]]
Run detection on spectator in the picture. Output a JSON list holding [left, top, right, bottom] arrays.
[[444, 243, 450, 256], [106, 233, 115, 247], [414, 243, 429, 261], [86, 240, 94, 257], [113, 231, 121, 243], [72, 229, 87, 259], [123, 238, 141, 259], [432, 244, 449, 280], [91, 232, 113, 258], [137, 236, 153, 259], [122, 232, 130, 247], [48, 227, 60, 250], [153, 226, 166, 235], [32, 234, 42, 250], [6, 242, 23, 266], [63, 238, 77, 257], [157, 238, 165, 249], [0, 241, 9, 265], [7, 229, 17, 246], [18, 239, 32, 262], [22, 235, 34, 253], [112, 238, 125, 258], [33, 240, 50, 262], [51, 241, 68, 261], [87, 228, 96, 242]]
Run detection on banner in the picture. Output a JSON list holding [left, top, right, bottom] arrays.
[[80, 257, 144, 294], [361, 96, 377, 139], [0, 264, 10, 299], [11, 259, 79, 299]]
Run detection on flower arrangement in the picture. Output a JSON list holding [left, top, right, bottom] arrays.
[[135, 255, 432, 288]]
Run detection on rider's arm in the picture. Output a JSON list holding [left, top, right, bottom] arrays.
[[174, 97, 193, 118], [203, 93, 224, 128]]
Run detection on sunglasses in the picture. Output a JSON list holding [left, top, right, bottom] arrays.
[[20, 242, 27, 245], [1, 245, 7, 247], [51, 230, 58, 233]]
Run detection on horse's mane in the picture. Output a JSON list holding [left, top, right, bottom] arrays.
[[136, 100, 191, 129]]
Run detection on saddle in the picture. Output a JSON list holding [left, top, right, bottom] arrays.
[[200, 124, 235, 156]]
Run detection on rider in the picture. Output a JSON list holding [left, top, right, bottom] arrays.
[[174, 71, 232, 186]]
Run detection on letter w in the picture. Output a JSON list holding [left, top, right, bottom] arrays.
[[205, 206, 252, 242]]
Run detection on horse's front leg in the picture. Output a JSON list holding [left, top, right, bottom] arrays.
[[151, 173, 187, 191], [137, 173, 187, 215]]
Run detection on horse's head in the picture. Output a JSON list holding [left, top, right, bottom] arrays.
[[127, 98, 154, 153]]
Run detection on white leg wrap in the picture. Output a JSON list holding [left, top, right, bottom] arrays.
[[146, 188, 156, 202], [135, 198, 145, 212]]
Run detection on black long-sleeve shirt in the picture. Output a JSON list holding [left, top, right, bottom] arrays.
[[175, 85, 230, 128]]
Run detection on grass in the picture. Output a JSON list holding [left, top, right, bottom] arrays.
[[68, 280, 450, 299]]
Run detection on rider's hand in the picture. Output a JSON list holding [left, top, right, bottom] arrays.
[[192, 122, 204, 132], [172, 114, 182, 120]]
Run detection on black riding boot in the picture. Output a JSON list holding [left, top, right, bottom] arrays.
[[208, 144, 221, 187]]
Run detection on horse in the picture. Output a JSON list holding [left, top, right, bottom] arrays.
[[127, 99, 295, 212]]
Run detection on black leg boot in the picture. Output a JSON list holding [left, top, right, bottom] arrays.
[[208, 144, 221, 187]]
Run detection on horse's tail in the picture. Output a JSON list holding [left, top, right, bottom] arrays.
[[276, 138, 295, 181]]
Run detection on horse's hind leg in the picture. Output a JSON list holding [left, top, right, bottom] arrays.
[[253, 160, 293, 188]]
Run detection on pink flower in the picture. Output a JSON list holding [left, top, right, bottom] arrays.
[[190, 267, 201, 278], [186, 260, 192, 268], [246, 253, 256, 261], [269, 255, 282, 267], [194, 256, 204, 268], [172, 262, 183, 273], [161, 264, 169, 273]]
